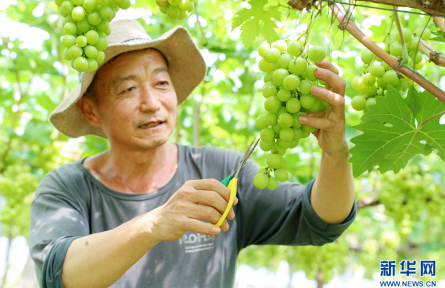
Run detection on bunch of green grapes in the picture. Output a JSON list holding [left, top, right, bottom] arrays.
[[253, 38, 330, 190], [350, 27, 427, 112], [56, 0, 131, 72], [156, 0, 195, 20]]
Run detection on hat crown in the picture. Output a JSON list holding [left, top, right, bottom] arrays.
[[108, 19, 151, 44]]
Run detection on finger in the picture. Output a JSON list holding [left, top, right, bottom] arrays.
[[190, 189, 231, 217], [310, 86, 345, 120], [313, 68, 346, 96], [305, 110, 326, 118], [184, 217, 223, 235], [191, 179, 231, 202], [298, 115, 335, 131], [314, 59, 339, 75], [188, 204, 230, 231]]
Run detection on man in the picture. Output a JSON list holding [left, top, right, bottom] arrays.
[[29, 19, 356, 288]]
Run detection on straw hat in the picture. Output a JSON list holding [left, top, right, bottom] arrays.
[[49, 19, 207, 138]]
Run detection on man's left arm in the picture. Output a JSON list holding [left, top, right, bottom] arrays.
[[297, 60, 355, 225]]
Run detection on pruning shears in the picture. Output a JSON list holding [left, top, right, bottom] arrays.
[[215, 137, 259, 227]]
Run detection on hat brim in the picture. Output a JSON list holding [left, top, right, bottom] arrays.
[[49, 26, 206, 139]]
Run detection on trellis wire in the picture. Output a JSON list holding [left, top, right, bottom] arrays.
[[320, 0, 445, 18]]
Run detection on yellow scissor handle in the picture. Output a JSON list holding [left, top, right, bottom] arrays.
[[215, 177, 238, 227]]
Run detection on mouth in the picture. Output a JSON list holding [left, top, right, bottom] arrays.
[[139, 121, 165, 129]]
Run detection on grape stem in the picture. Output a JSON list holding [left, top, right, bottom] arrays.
[[329, 3, 445, 105], [393, 7, 411, 69]]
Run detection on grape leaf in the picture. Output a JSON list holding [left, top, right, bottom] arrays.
[[231, 0, 282, 48], [349, 86, 445, 177], [429, 36, 445, 43]]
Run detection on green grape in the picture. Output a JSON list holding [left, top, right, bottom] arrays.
[[301, 129, 310, 138], [351, 76, 365, 91], [262, 82, 277, 98], [272, 123, 282, 134], [263, 48, 281, 63], [69, 45, 83, 58], [264, 96, 281, 113], [320, 99, 331, 107], [256, 115, 267, 130], [117, 0, 131, 9], [156, 0, 169, 6], [273, 68, 289, 86], [289, 137, 299, 148], [86, 30, 100, 45], [99, 5, 113, 21], [279, 128, 294, 142], [362, 73, 375, 87], [283, 74, 300, 90], [62, 35, 77, 48], [97, 19, 110, 32], [63, 48, 72, 61], [70, 58, 76, 69], [308, 98, 321, 113], [273, 107, 285, 116], [62, 1, 75, 14], [278, 113, 293, 129], [95, 51, 105, 64], [370, 65, 385, 77], [260, 127, 275, 142], [179, 0, 190, 10], [272, 40, 287, 52], [303, 65, 317, 82], [289, 57, 307, 75], [76, 36, 88, 47], [302, 124, 316, 133], [257, 168, 268, 175], [64, 22, 77, 35], [409, 50, 422, 64], [308, 46, 326, 63], [392, 80, 402, 90], [72, 0, 84, 5], [419, 27, 430, 40], [77, 18, 91, 33], [267, 154, 283, 169], [83, 0, 98, 10], [254, 174, 269, 189], [287, 40, 303, 57], [279, 52, 293, 69], [273, 144, 286, 156], [361, 49, 374, 64], [351, 95, 366, 111], [168, 0, 181, 5], [87, 12, 102, 25], [264, 72, 273, 83], [300, 94, 314, 109], [258, 59, 271, 72], [187, 2, 194, 12], [390, 42, 402, 57], [97, 0, 108, 4], [277, 88, 291, 102], [87, 58, 98, 72], [72, 6, 86, 21], [258, 42, 270, 57], [415, 57, 425, 69], [377, 77, 388, 89], [286, 98, 300, 113], [259, 140, 275, 151], [298, 80, 312, 94], [366, 97, 376, 110], [95, 37, 109, 51], [293, 127, 303, 140], [167, 5, 180, 19], [274, 168, 288, 182], [55, 0, 65, 6], [85, 45, 98, 58], [281, 157, 288, 170], [360, 85, 377, 97], [74, 57, 88, 72], [383, 70, 398, 86], [277, 139, 291, 149], [408, 37, 420, 51], [267, 177, 279, 190], [402, 27, 413, 43]]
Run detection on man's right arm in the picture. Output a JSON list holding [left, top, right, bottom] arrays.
[[61, 213, 158, 288]]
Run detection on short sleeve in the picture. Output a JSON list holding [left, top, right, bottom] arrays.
[[29, 172, 90, 288], [235, 157, 357, 249]]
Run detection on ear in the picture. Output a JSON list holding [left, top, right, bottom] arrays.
[[77, 95, 102, 127]]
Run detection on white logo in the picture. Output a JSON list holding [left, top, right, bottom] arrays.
[[179, 232, 216, 253]]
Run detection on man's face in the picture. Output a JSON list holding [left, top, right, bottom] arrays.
[[87, 49, 177, 149]]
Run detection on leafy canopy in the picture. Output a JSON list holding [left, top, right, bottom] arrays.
[[231, 0, 282, 48], [349, 86, 445, 177]]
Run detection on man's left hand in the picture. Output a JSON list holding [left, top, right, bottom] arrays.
[[298, 59, 349, 158]]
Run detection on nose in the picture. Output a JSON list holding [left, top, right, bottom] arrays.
[[139, 84, 161, 112]]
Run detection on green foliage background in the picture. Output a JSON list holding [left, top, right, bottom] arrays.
[[0, 0, 444, 286]]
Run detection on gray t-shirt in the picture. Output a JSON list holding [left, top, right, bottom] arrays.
[[29, 143, 357, 288]]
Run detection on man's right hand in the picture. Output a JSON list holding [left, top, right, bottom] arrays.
[[143, 179, 238, 244]]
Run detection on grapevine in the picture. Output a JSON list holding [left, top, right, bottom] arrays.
[[155, 0, 196, 20]]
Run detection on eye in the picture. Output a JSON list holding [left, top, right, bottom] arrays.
[[158, 81, 169, 86], [121, 87, 136, 94]]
